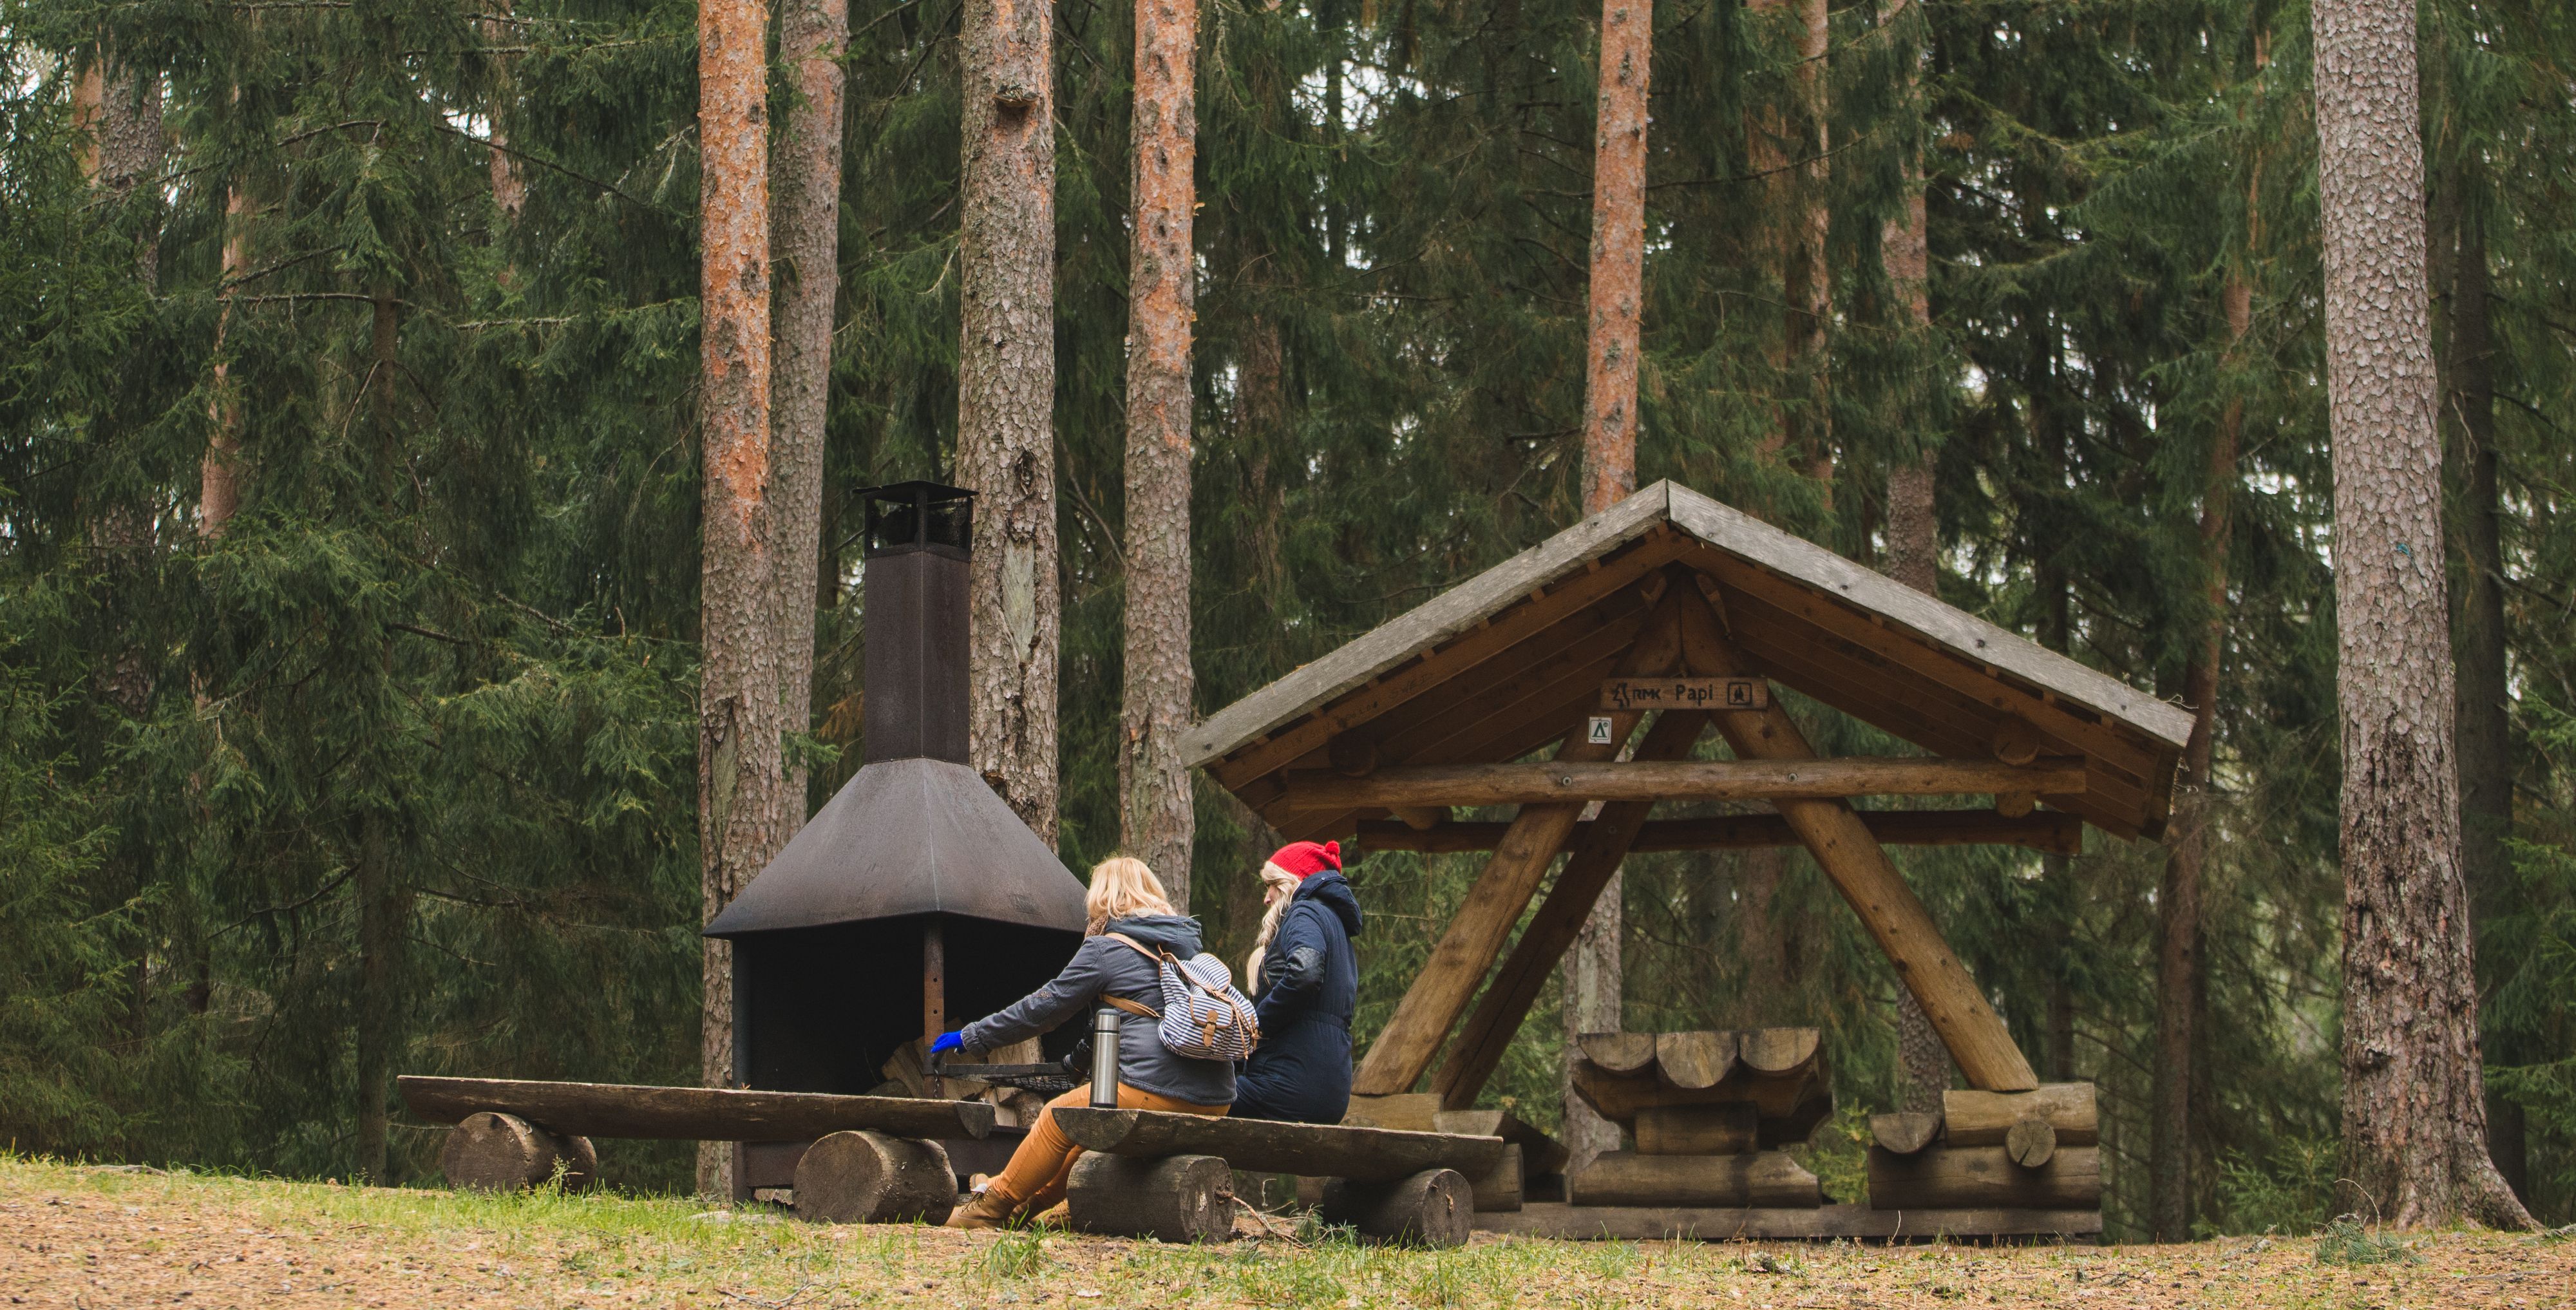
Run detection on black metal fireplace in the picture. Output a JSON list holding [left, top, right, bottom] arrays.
[[704, 482, 1087, 1110]]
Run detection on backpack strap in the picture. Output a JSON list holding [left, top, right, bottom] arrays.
[[1099, 931, 1167, 963], [1095, 933, 1168, 1020]]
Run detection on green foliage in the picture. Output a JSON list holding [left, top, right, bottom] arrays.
[[2210, 1137, 2341, 1238], [2313, 1217, 2418, 1267], [980, 1226, 1052, 1278]]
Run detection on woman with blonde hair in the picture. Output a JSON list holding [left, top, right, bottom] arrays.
[[1230, 840, 1363, 1123], [934, 857, 1234, 1229]]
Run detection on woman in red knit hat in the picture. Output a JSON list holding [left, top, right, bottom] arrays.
[[1230, 840, 1365, 1123]]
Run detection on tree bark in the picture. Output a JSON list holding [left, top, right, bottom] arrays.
[[1578, 0, 1649, 514], [354, 808, 398, 1182], [2150, 276, 2247, 1241], [1875, 10, 1945, 1110], [2436, 171, 2523, 1204], [1118, 0, 1198, 902], [2311, 0, 2530, 1230], [960, 0, 1062, 847], [483, 0, 527, 219], [203, 173, 250, 538], [772, 0, 849, 814], [1566, 0, 1652, 1172], [1786, 0, 1832, 500], [697, 0, 785, 1197]]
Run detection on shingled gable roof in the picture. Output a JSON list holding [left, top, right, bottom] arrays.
[[1188, 480, 2194, 842]]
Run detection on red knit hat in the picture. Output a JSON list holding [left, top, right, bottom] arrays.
[[1267, 840, 1342, 879]]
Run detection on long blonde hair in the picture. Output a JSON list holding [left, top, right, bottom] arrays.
[[1244, 862, 1304, 987], [1086, 856, 1177, 933]]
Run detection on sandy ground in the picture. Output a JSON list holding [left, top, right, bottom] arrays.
[[2, 1157, 2570, 1309]]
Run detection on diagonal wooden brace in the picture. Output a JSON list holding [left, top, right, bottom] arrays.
[[1430, 708, 1712, 1108], [1349, 585, 1688, 1097], [1680, 584, 2038, 1091]]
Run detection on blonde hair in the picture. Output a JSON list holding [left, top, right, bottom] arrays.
[[1086, 857, 1177, 933], [1244, 862, 1305, 987]]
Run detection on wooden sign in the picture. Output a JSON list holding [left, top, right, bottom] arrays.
[[1600, 676, 1770, 712]]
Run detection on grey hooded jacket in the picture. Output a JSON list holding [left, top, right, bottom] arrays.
[[956, 914, 1236, 1106]]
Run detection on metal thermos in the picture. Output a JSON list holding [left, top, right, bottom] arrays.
[[1088, 1007, 1122, 1108]]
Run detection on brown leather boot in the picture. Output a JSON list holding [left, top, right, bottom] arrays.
[[943, 1186, 1019, 1231]]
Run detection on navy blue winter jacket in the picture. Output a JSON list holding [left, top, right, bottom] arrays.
[[1233, 872, 1363, 1123]]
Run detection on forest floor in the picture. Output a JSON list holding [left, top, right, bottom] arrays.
[[1, 1155, 2569, 1310]]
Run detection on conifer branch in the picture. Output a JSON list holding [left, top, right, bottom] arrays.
[[430, 122, 681, 218]]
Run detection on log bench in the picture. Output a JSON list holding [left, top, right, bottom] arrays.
[[1049, 1107, 1505, 1247], [397, 1076, 994, 1223]]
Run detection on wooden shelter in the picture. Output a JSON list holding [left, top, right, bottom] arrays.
[[1186, 480, 2193, 1116]]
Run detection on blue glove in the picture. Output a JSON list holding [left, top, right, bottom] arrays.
[[930, 1030, 965, 1056]]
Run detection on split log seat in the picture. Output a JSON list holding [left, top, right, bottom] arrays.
[[399, 1076, 994, 1223], [1341, 1097, 1567, 1207], [1050, 1107, 1504, 1246]]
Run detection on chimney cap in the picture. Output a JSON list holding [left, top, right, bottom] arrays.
[[861, 482, 975, 560]]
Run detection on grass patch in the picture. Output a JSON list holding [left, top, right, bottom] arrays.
[[2313, 1217, 2416, 1266], [981, 1227, 1051, 1278]]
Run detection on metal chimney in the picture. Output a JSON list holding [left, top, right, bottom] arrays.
[[703, 482, 1086, 1127]]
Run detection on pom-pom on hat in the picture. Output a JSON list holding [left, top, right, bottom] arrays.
[[1267, 840, 1342, 880]]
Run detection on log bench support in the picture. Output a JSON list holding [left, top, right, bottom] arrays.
[[441, 1112, 598, 1193], [1318, 1169, 1475, 1248], [1051, 1108, 1501, 1247], [793, 1131, 958, 1224], [1066, 1153, 1234, 1243]]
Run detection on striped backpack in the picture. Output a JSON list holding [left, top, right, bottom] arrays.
[[1101, 934, 1262, 1061]]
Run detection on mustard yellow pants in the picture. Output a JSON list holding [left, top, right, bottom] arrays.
[[987, 1083, 1228, 1216]]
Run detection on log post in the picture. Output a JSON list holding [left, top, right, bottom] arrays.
[[1739, 1027, 1821, 1077], [793, 1131, 958, 1224], [1567, 1150, 1823, 1208], [1867, 1144, 2102, 1210], [1317, 1168, 1475, 1248], [1941, 1084, 2098, 1145], [1465, 1143, 1524, 1212], [1680, 589, 2040, 1091], [1868, 1111, 1942, 1155], [1577, 1032, 1658, 1074], [1635, 1104, 1757, 1155], [1065, 1152, 1233, 1243], [1653, 1030, 1738, 1090], [1351, 589, 1686, 1097], [440, 1112, 598, 1192], [1428, 708, 1710, 1106], [2005, 1117, 2057, 1169]]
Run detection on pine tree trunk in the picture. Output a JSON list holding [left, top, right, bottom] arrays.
[[1562, 0, 1653, 1177], [772, 0, 849, 814], [1787, 0, 1831, 501], [697, 0, 785, 1197], [960, 0, 1061, 847], [2438, 174, 2523, 1204], [203, 173, 249, 537], [484, 0, 526, 219], [2311, 0, 2530, 1231], [1578, 0, 1648, 513], [2150, 276, 2246, 1241], [1237, 310, 1287, 595], [1877, 8, 1946, 1112], [1118, 0, 1198, 904]]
